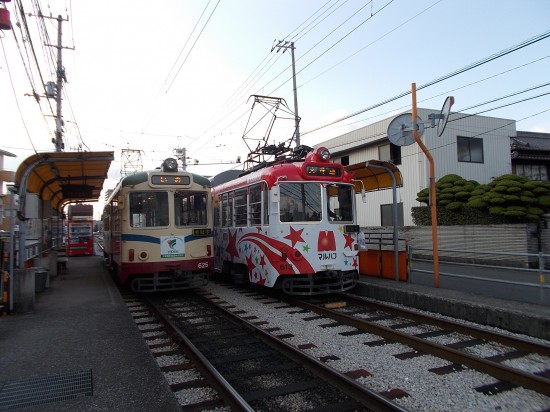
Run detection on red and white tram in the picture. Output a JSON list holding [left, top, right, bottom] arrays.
[[212, 146, 360, 295]]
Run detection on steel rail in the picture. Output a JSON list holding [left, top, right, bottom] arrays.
[[194, 292, 409, 412], [284, 296, 550, 397], [145, 296, 255, 412], [341, 293, 550, 357]]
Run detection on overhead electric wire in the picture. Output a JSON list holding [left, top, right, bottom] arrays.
[[158, 0, 214, 96], [32, 1, 56, 74], [13, 0, 56, 115], [451, 91, 550, 123], [324, 94, 550, 157], [302, 29, 550, 136], [194, 0, 391, 151], [165, 0, 221, 93], [454, 82, 550, 114], [193, 0, 351, 143], [265, 0, 385, 99], [138, 0, 221, 141], [399, 106, 550, 163], [10, 0, 58, 145], [328, 62, 550, 138], [1, 37, 38, 154], [291, 0, 352, 43], [223, 0, 343, 108], [299, 0, 443, 91]]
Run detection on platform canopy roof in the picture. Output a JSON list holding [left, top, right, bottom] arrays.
[[14, 151, 114, 212], [345, 160, 403, 193]]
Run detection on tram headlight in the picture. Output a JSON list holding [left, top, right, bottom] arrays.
[[319, 147, 330, 161], [162, 157, 178, 172], [138, 251, 149, 261]]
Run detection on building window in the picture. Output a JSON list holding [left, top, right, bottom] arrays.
[[380, 203, 404, 226], [457, 136, 484, 163], [340, 155, 349, 166], [379, 143, 401, 165], [515, 164, 548, 181]]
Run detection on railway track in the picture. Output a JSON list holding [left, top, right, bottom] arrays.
[[121, 290, 407, 411], [282, 292, 550, 397], [198, 280, 550, 410]]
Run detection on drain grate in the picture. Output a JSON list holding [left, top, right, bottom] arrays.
[[0, 369, 93, 411]]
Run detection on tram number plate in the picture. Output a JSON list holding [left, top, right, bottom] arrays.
[[344, 225, 360, 233]]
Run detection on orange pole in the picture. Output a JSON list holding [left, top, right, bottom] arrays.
[[411, 83, 440, 287]]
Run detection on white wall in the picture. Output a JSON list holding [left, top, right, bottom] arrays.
[[318, 109, 515, 226]]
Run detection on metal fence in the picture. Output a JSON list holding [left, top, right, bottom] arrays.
[[408, 246, 550, 305], [359, 227, 550, 305]]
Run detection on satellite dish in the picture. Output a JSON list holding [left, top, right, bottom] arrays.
[[437, 96, 455, 137], [387, 113, 424, 146]]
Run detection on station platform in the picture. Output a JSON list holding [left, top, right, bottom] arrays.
[[354, 276, 550, 341], [0, 255, 181, 412]]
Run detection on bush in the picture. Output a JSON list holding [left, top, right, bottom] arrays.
[[415, 173, 550, 224]]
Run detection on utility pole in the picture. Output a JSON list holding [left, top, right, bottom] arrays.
[[174, 147, 187, 170], [272, 40, 300, 146], [43, 14, 73, 152]]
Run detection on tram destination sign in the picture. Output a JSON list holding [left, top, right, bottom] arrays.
[[305, 165, 342, 177], [151, 175, 191, 185]]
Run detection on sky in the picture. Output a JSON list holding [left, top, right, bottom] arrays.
[[1, 0, 550, 218]]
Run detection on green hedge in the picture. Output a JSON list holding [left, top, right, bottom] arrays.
[[414, 173, 550, 224], [412, 206, 513, 225]]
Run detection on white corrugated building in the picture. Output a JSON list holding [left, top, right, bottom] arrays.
[[316, 108, 515, 226]]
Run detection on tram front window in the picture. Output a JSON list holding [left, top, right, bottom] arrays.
[[129, 191, 169, 227], [326, 184, 354, 222], [174, 191, 208, 226], [279, 183, 321, 222]]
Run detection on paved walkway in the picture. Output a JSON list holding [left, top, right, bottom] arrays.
[[0, 255, 181, 412]]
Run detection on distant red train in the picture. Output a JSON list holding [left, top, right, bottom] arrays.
[[67, 204, 94, 256], [212, 146, 361, 295]]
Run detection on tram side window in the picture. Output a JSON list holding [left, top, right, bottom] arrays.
[[112, 199, 121, 233], [214, 195, 221, 227], [102, 206, 110, 232], [249, 183, 263, 226], [174, 191, 208, 226], [222, 193, 232, 227], [129, 191, 169, 228], [262, 183, 269, 225], [234, 188, 247, 227]]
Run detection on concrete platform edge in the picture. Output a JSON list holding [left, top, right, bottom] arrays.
[[353, 280, 550, 340]]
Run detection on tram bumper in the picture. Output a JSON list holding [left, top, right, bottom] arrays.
[[131, 270, 209, 292], [280, 269, 358, 296]]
